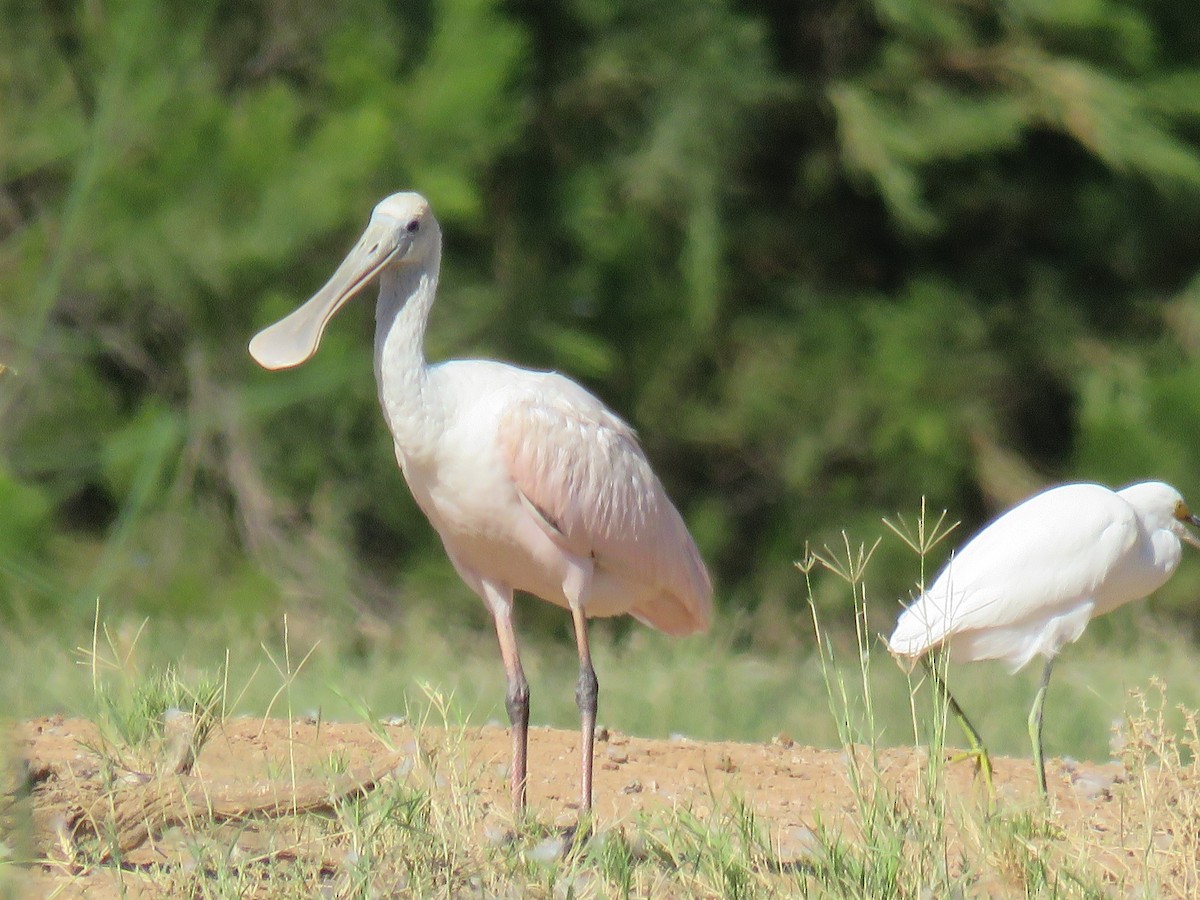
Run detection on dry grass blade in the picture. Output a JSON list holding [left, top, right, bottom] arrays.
[[75, 751, 406, 860], [22, 713, 404, 864]]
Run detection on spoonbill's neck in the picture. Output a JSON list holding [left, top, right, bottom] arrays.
[[373, 244, 442, 452]]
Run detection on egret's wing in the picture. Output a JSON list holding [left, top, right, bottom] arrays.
[[499, 375, 712, 636], [889, 484, 1139, 659]]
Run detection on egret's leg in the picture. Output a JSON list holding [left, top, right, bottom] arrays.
[[921, 656, 994, 794], [569, 603, 598, 814], [1028, 657, 1056, 800], [487, 589, 530, 816]]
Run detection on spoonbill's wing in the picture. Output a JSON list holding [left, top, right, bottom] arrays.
[[889, 484, 1140, 663], [499, 375, 712, 636]]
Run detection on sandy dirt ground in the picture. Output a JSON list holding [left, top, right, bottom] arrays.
[[9, 714, 1137, 896]]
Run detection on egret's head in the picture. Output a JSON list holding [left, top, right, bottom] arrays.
[[1119, 481, 1200, 550], [248, 191, 441, 370], [1174, 497, 1200, 550]]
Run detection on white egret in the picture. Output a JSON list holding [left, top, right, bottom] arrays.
[[889, 481, 1200, 797], [248, 192, 713, 817]]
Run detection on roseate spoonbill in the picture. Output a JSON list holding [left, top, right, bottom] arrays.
[[249, 192, 712, 816], [889, 481, 1200, 798]]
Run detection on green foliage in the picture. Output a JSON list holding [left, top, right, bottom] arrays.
[[3, 0, 1200, 634], [0, 465, 54, 607]]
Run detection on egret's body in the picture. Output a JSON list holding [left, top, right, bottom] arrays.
[[889, 481, 1200, 797], [249, 193, 712, 817]]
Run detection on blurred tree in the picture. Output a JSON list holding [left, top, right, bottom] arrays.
[[2, 0, 1200, 630]]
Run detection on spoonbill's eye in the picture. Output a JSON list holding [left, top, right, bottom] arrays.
[[406, 219, 420, 234]]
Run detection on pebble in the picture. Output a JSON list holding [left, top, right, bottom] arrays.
[[484, 825, 514, 846], [776, 825, 824, 864], [526, 835, 567, 864], [1071, 768, 1118, 800], [554, 872, 598, 898]]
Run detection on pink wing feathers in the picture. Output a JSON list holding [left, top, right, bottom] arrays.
[[498, 376, 712, 636]]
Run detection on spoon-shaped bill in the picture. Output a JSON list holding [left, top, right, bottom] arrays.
[[248, 218, 408, 370]]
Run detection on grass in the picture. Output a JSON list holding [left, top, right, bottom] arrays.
[[5, 517, 1200, 895], [4, 597, 1200, 763]]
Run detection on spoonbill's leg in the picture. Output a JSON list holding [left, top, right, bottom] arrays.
[[1028, 657, 1056, 800], [569, 602, 598, 814], [484, 583, 529, 816], [921, 655, 994, 796]]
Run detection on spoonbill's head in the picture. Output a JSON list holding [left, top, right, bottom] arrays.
[[1119, 481, 1200, 550], [249, 192, 440, 370]]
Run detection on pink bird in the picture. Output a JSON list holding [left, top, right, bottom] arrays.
[[249, 192, 713, 816]]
